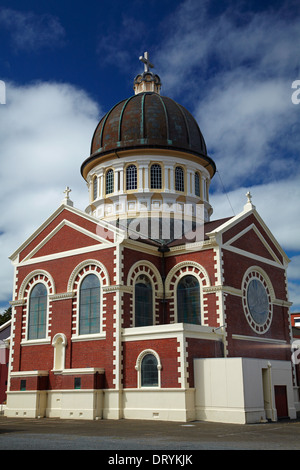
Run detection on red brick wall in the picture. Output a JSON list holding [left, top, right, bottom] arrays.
[[122, 338, 181, 388]]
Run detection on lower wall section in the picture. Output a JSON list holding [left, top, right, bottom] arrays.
[[5, 358, 298, 424], [194, 357, 297, 424], [122, 389, 195, 422], [5, 391, 48, 419], [5, 388, 196, 422]]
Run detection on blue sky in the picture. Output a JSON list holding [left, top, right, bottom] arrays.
[[0, 0, 299, 312]]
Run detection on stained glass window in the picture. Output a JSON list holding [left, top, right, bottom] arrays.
[[151, 164, 162, 189], [175, 166, 184, 192], [106, 169, 114, 194], [79, 274, 100, 335], [177, 275, 201, 325], [135, 275, 153, 327], [247, 279, 269, 325], [126, 165, 137, 190], [28, 283, 47, 340], [141, 354, 158, 387]]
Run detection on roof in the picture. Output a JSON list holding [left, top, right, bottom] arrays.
[[81, 92, 216, 178]]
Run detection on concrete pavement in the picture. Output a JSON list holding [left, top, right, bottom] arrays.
[[0, 415, 300, 451]]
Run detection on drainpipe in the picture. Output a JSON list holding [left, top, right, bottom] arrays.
[[158, 244, 170, 324]]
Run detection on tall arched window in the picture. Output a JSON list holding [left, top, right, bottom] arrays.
[[79, 274, 100, 335], [177, 275, 201, 325], [28, 283, 47, 340], [135, 274, 153, 327], [175, 166, 184, 192], [106, 169, 114, 194], [141, 354, 158, 387], [126, 164, 137, 190], [93, 176, 98, 201], [195, 172, 200, 197], [150, 164, 162, 189]]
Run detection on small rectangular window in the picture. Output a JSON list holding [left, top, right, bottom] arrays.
[[20, 379, 26, 391], [74, 377, 81, 389]]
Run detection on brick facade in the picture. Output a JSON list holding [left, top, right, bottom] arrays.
[[5, 199, 298, 421]]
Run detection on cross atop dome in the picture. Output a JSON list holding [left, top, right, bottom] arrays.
[[134, 51, 162, 95], [139, 52, 154, 73]]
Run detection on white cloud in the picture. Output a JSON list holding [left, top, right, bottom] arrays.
[[0, 8, 66, 51], [0, 81, 100, 304], [155, 0, 300, 187]]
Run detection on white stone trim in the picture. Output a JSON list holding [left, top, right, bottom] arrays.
[[135, 349, 162, 388]]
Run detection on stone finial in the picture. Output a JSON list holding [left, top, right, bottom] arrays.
[[244, 190, 255, 211]]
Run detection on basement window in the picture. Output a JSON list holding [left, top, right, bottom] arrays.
[[74, 377, 81, 389], [20, 380, 26, 391]]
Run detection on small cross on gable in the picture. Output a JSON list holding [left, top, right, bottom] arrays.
[[64, 186, 72, 199]]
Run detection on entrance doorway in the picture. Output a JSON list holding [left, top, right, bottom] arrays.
[[274, 385, 289, 419]]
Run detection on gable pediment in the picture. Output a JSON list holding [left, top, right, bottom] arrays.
[[223, 223, 283, 266], [27, 220, 109, 261], [206, 207, 289, 267], [10, 204, 121, 264]]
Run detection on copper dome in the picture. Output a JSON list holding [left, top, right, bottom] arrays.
[[81, 92, 215, 177]]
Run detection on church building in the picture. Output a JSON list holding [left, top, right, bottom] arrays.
[[5, 53, 300, 423]]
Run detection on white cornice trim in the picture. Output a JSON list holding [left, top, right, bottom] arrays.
[[232, 334, 287, 344]]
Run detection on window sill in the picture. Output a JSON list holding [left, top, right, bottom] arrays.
[[21, 338, 51, 346], [71, 333, 106, 342]]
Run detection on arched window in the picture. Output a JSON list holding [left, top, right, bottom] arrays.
[[195, 172, 200, 197], [135, 274, 153, 327], [150, 164, 162, 189], [175, 166, 184, 192], [28, 283, 47, 340], [126, 165, 137, 190], [106, 169, 114, 194], [79, 274, 100, 335], [141, 354, 158, 387], [93, 176, 98, 201], [177, 275, 201, 325]]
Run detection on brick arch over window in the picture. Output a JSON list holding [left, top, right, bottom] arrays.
[[67, 259, 110, 292], [19, 269, 55, 300], [165, 261, 211, 324], [126, 261, 163, 327]]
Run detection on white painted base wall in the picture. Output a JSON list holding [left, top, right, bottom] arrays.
[[5, 358, 297, 424], [194, 357, 297, 424]]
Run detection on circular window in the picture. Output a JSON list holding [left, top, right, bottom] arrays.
[[242, 271, 272, 334]]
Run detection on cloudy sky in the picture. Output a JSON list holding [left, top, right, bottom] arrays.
[[0, 0, 299, 312]]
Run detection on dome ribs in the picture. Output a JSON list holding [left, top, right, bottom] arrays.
[[84, 92, 215, 179]]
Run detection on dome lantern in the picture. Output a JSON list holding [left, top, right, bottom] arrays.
[[133, 52, 162, 95]]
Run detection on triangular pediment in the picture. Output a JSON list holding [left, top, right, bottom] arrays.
[[206, 206, 290, 267], [224, 224, 281, 264], [28, 220, 107, 260], [10, 203, 123, 264]]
